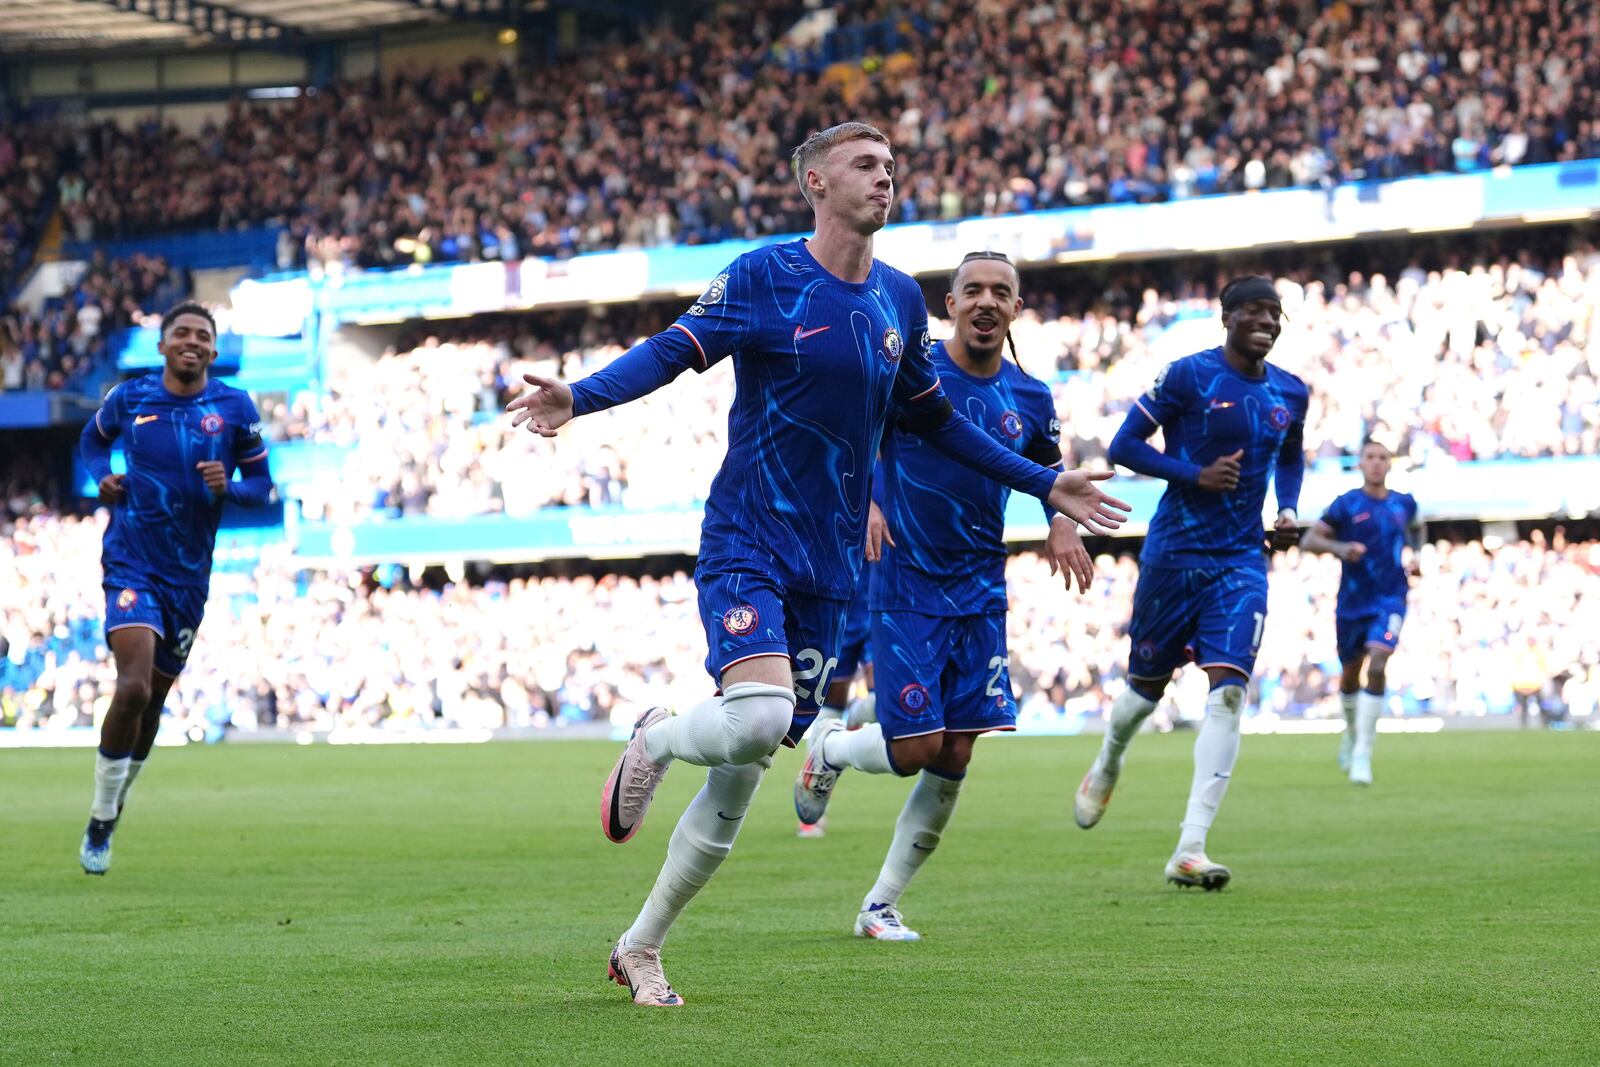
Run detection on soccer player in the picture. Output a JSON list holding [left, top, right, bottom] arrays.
[[1072, 275, 1308, 891], [76, 301, 275, 874], [792, 250, 1095, 940], [1299, 437, 1421, 785], [507, 122, 1129, 1005]]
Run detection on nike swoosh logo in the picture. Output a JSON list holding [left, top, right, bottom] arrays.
[[607, 771, 631, 841], [1207, 401, 1234, 410], [911, 843, 936, 852], [135, 415, 159, 425], [794, 325, 832, 341], [1213, 772, 1231, 779], [716, 811, 743, 822]]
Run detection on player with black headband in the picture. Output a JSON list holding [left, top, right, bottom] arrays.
[[794, 250, 1097, 939], [1071, 275, 1308, 891]]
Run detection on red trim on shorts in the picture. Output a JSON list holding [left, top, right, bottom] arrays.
[[1195, 661, 1250, 680], [107, 622, 165, 639], [718, 650, 790, 673], [944, 724, 1018, 734]]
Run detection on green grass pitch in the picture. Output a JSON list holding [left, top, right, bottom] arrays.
[[4, 732, 1596, 1065]]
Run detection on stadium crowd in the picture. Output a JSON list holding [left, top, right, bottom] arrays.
[[2, 501, 1594, 740], [1, 252, 188, 392], [264, 236, 1600, 519], [23, 0, 1600, 268]]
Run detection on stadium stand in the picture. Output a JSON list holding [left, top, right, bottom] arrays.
[[5, 0, 1599, 272]]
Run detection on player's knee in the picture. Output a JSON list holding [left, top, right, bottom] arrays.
[[888, 733, 942, 775], [720, 682, 796, 764], [112, 675, 152, 711], [934, 734, 976, 776], [1208, 681, 1246, 716]]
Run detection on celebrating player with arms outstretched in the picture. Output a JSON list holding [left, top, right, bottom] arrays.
[[1073, 276, 1308, 891], [792, 250, 1095, 940], [1300, 437, 1421, 785], [77, 301, 275, 874], [507, 123, 1129, 1006]]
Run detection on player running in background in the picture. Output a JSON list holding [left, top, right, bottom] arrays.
[[796, 569, 877, 839], [507, 122, 1129, 1006], [1300, 437, 1421, 785], [793, 250, 1094, 940], [1072, 276, 1308, 891], [76, 301, 275, 874]]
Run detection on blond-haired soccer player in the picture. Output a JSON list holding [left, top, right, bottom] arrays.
[[509, 122, 1129, 1005]]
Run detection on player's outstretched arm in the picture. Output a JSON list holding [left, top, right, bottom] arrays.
[[899, 396, 1129, 534], [506, 328, 704, 437]]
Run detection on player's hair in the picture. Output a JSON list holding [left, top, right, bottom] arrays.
[[1360, 435, 1393, 454], [951, 250, 1026, 373], [791, 122, 891, 207], [160, 300, 217, 339]]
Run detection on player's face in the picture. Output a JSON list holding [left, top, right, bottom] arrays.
[[817, 139, 895, 234], [946, 259, 1022, 359], [1359, 442, 1392, 485], [160, 314, 218, 385], [1224, 299, 1282, 360]]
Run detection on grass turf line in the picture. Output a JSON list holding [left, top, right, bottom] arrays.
[[3, 732, 1596, 1065]]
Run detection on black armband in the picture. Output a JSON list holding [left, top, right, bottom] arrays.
[[896, 395, 954, 433]]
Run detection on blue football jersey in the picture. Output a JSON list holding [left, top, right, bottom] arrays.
[[1320, 487, 1418, 618], [672, 239, 939, 599], [1135, 347, 1309, 569], [871, 343, 1061, 615], [87, 374, 268, 590]]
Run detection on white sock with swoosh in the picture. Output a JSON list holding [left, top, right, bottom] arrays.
[[1178, 685, 1245, 854], [623, 757, 769, 949], [862, 769, 964, 910]]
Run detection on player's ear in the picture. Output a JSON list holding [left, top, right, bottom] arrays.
[[944, 290, 957, 317]]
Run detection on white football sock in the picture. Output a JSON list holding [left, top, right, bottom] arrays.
[[116, 759, 145, 810], [622, 757, 768, 949], [814, 705, 845, 726], [845, 693, 878, 728], [821, 721, 897, 775], [1340, 691, 1358, 733], [92, 754, 131, 821], [1178, 685, 1245, 854], [1354, 691, 1383, 760], [643, 682, 796, 767], [1100, 686, 1159, 772], [863, 770, 964, 910]]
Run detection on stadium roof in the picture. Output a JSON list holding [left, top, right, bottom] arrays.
[[0, 0, 523, 53]]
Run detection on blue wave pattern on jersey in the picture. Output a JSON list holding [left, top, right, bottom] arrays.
[[673, 239, 938, 600], [1136, 347, 1309, 569], [89, 374, 267, 589], [1321, 487, 1418, 618], [872, 343, 1059, 616]]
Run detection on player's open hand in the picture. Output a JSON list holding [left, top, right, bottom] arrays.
[[506, 374, 575, 437], [1046, 515, 1094, 593], [97, 473, 127, 505], [1047, 470, 1130, 537], [196, 461, 228, 497], [864, 499, 895, 563], [1339, 541, 1368, 564], [1197, 450, 1243, 492]]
